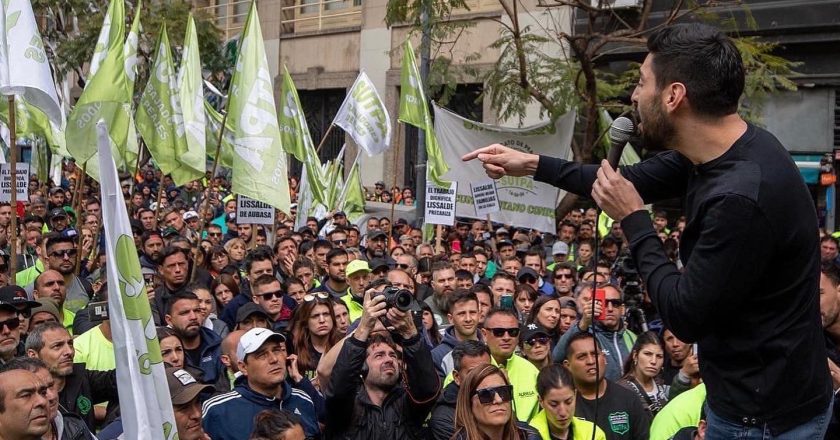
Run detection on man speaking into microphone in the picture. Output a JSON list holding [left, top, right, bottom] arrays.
[[464, 23, 831, 438]]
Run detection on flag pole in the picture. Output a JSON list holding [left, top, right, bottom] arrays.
[[72, 162, 87, 221], [314, 123, 335, 155], [388, 123, 403, 243], [7, 97, 18, 277], [199, 108, 229, 233], [154, 175, 165, 221]]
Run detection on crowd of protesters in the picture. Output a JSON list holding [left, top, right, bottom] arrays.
[[0, 157, 836, 440]]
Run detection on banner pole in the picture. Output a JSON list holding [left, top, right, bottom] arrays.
[[314, 123, 335, 155], [388, 123, 402, 242], [7, 96, 18, 277], [200, 109, 229, 235]]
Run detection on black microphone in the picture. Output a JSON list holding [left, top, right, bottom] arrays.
[[606, 116, 635, 169]]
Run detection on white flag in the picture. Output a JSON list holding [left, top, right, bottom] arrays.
[[177, 14, 207, 178], [332, 72, 392, 156], [96, 120, 177, 440], [0, 0, 62, 125]]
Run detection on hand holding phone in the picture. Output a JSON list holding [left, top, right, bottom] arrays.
[[594, 288, 607, 321]]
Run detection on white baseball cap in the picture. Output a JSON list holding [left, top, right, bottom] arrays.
[[552, 241, 570, 256], [236, 328, 286, 361]]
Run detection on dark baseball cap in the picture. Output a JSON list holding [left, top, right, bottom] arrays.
[[48, 208, 67, 220], [165, 367, 214, 405], [520, 323, 551, 342], [236, 303, 272, 324], [0, 285, 40, 310], [368, 229, 387, 241], [516, 267, 540, 282]]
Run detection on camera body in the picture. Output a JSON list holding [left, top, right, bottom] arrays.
[[87, 300, 109, 323], [379, 286, 413, 312], [613, 255, 643, 308]]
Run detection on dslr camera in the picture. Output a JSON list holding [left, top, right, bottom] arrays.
[[378, 286, 414, 312]]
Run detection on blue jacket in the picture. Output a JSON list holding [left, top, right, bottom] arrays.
[[202, 377, 320, 440], [187, 327, 225, 386]]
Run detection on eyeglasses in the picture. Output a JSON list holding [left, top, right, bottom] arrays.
[[604, 299, 624, 308], [486, 327, 520, 338], [256, 290, 283, 301], [303, 292, 330, 302], [396, 263, 411, 270], [49, 249, 77, 259], [473, 385, 514, 405], [331, 239, 347, 245], [526, 336, 551, 346], [0, 317, 20, 331], [555, 273, 573, 279], [208, 232, 222, 237]]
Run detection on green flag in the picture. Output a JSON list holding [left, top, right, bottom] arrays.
[[66, 0, 130, 166], [0, 97, 68, 156], [204, 100, 235, 168], [398, 41, 449, 186], [398, 41, 426, 128], [340, 155, 366, 220], [176, 14, 207, 181], [136, 25, 194, 185], [278, 66, 326, 206], [227, 1, 290, 213]]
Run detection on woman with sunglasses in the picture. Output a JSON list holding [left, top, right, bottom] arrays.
[[453, 363, 541, 440], [519, 324, 552, 370], [618, 331, 669, 417], [530, 364, 606, 440], [286, 294, 341, 383]]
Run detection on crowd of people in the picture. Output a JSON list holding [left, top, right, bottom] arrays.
[[0, 156, 770, 440]]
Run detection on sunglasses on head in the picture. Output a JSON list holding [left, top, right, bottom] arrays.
[[50, 249, 77, 259], [0, 316, 20, 331], [526, 336, 551, 346], [303, 292, 330, 302], [257, 290, 283, 301], [486, 327, 520, 338], [473, 384, 514, 405]]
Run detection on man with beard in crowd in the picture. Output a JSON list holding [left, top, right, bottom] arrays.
[[165, 291, 226, 390], [140, 230, 165, 270], [311, 249, 349, 299], [425, 262, 457, 326]]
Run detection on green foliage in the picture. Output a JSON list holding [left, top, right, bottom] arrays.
[[34, 0, 228, 96], [736, 37, 801, 124]]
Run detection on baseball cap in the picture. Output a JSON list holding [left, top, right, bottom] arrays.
[[374, 180, 385, 187], [395, 218, 408, 227], [225, 212, 237, 223], [520, 323, 551, 342], [236, 328, 286, 361], [165, 367, 214, 405], [552, 241, 569, 256], [496, 227, 509, 236], [235, 303, 272, 325], [29, 298, 61, 322], [334, 211, 346, 218], [346, 260, 371, 278], [161, 226, 179, 238], [48, 208, 67, 220], [0, 286, 39, 309], [369, 258, 390, 273], [183, 210, 199, 221], [516, 267, 540, 282], [368, 229, 387, 241]]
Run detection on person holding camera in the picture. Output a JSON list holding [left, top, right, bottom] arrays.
[[323, 283, 440, 439], [553, 282, 636, 381]]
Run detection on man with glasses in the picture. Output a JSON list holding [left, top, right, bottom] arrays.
[[0, 290, 26, 364], [251, 275, 295, 332], [328, 227, 349, 249], [480, 308, 538, 422], [205, 224, 223, 246], [38, 235, 93, 314], [552, 262, 577, 297], [553, 283, 637, 381]]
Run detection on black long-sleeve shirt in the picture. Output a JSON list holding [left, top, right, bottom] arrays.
[[534, 123, 831, 433]]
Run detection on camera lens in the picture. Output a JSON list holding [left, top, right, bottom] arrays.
[[393, 290, 412, 311]]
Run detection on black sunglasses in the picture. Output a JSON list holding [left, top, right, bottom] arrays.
[[0, 317, 21, 331], [396, 263, 411, 270], [526, 336, 551, 346], [473, 385, 514, 405], [50, 249, 78, 259], [331, 239, 347, 245], [256, 290, 283, 301], [555, 273, 573, 279], [486, 327, 520, 338], [604, 299, 624, 308], [208, 232, 222, 237]]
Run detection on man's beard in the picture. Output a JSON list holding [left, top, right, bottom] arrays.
[[636, 101, 675, 152]]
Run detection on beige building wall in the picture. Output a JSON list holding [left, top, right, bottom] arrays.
[[199, 0, 572, 186]]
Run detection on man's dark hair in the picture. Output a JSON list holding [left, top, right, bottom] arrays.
[[647, 23, 744, 117], [654, 210, 668, 220], [484, 307, 518, 323], [600, 236, 619, 249], [490, 272, 516, 286], [313, 239, 332, 253], [252, 274, 280, 293], [0, 357, 50, 412], [84, 197, 101, 209], [470, 284, 492, 297], [220, 264, 240, 276], [552, 262, 577, 279], [452, 340, 490, 371], [822, 261, 840, 287], [158, 246, 188, 266], [44, 233, 74, 252], [447, 289, 478, 311], [454, 270, 473, 282], [328, 227, 347, 237], [325, 248, 348, 265], [564, 331, 601, 361], [821, 235, 839, 247], [165, 291, 200, 316], [273, 236, 297, 254], [249, 409, 302, 440], [243, 246, 273, 274], [141, 230, 163, 244]]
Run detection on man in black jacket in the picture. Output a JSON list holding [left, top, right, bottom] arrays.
[[25, 321, 118, 432], [324, 285, 440, 439], [464, 22, 831, 438], [428, 340, 490, 440]]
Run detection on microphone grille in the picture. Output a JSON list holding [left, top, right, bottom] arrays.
[[609, 116, 635, 144]]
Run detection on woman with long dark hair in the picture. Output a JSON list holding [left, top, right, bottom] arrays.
[[530, 364, 606, 440], [618, 331, 669, 417], [286, 295, 341, 384], [527, 296, 561, 346], [206, 245, 230, 278], [211, 274, 239, 312], [420, 301, 443, 347], [452, 364, 541, 440]]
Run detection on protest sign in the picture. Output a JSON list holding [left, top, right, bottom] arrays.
[[236, 195, 275, 225]]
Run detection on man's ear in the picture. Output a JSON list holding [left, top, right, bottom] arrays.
[[663, 82, 687, 113]]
